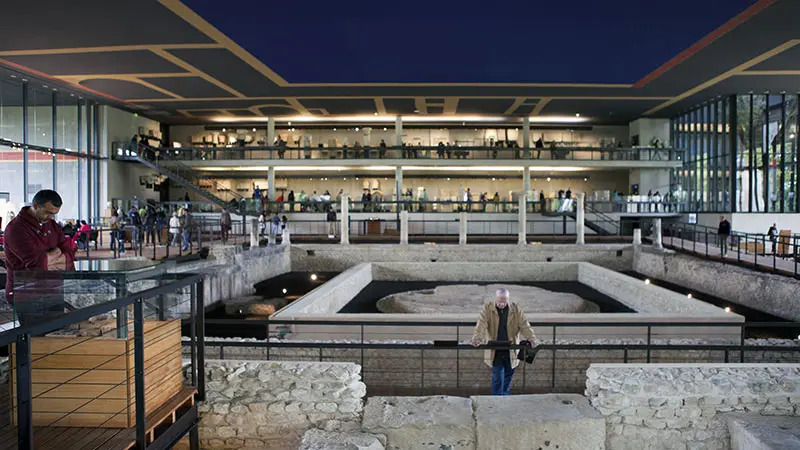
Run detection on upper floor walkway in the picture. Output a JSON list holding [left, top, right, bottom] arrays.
[[126, 144, 683, 169]]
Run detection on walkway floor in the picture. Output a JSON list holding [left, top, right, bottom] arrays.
[[661, 236, 800, 277]]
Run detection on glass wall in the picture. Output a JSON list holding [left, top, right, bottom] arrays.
[[0, 78, 101, 229], [674, 94, 800, 213]]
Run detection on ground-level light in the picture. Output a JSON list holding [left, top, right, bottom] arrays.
[[310, 274, 318, 281]]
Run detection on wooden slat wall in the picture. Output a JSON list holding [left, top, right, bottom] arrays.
[[10, 320, 183, 429]]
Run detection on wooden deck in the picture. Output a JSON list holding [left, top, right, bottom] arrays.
[[0, 384, 196, 450]]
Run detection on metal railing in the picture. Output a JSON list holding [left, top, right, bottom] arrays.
[[1, 271, 206, 450], [152, 145, 683, 162], [192, 318, 800, 394], [661, 223, 800, 278]]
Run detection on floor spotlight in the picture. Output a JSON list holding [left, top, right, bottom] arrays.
[[310, 274, 318, 281]]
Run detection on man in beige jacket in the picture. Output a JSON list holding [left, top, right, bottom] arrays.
[[471, 288, 536, 395]]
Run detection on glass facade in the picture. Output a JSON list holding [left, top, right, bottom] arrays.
[[672, 94, 800, 213], [0, 79, 102, 228]]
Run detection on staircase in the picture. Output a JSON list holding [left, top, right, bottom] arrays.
[[583, 203, 621, 235], [129, 145, 249, 215], [542, 202, 620, 236]]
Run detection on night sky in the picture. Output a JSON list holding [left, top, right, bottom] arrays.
[[184, 0, 758, 84]]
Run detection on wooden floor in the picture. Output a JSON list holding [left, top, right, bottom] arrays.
[[0, 384, 195, 450]]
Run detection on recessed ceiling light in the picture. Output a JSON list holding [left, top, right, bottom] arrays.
[[310, 274, 318, 281], [575, 113, 581, 117], [644, 279, 651, 284], [383, 127, 387, 131], [447, 177, 450, 181], [252, 128, 256, 132], [413, 109, 420, 113], [222, 128, 226, 132], [374, 112, 378, 116], [10, 75, 16, 78], [724, 307, 731, 313], [546, 177, 551, 182], [333, 128, 337, 131], [288, 121, 292, 126], [355, 127, 360, 131], [282, 288, 287, 294]]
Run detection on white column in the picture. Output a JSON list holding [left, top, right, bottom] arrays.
[[267, 117, 275, 145], [522, 166, 531, 201], [576, 192, 585, 245], [395, 166, 403, 204], [459, 212, 467, 245], [250, 218, 259, 248], [518, 195, 527, 245], [340, 196, 350, 245], [395, 115, 403, 148], [522, 116, 531, 157], [282, 228, 291, 245], [633, 228, 642, 245], [267, 166, 275, 200], [400, 210, 409, 244], [653, 218, 663, 249]]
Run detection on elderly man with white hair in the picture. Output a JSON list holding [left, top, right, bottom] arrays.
[[471, 288, 536, 396]]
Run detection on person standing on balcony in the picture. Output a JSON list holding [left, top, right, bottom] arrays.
[[379, 139, 387, 159], [253, 185, 262, 213], [471, 288, 536, 396], [220, 209, 232, 244], [288, 190, 295, 213], [718, 216, 731, 257], [326, 206, 337, 239], [181, 209, 194, 252], [4, 190, 75, 305]]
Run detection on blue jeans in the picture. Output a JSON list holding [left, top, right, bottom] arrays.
[[182, 230, 191, 251], [491, 358, 515, 396]]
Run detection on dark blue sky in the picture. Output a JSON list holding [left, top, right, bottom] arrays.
[[184, 0, 757, 84]]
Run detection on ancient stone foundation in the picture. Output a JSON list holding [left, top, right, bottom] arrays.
[[585, 363, 800, 450], [199, 360, 366, 449]]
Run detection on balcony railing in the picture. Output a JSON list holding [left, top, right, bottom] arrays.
[[149, 145, 683, 162]]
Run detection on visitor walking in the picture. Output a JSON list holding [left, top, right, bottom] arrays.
[[471, 288, 536, 396], [169, 212, 181, 247], [181, 209, 194, 252], [718, 216, 731, 257], [768, 223, 779, 254]]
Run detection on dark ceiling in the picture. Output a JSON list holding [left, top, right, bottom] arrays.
[[0, 0, 797, 125]]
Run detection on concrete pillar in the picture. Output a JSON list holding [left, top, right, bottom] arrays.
[[267, 166, 275, 201], [522, 116, 531, 157], [518, 195, 527, 245], [340, 196, 350, 245], [250, 218, 259, 248], [282, 228, 291, 245], [522, 166, 531, 201], [400, 210, 409, 244], [459, 212, 467, 245], [268, 231, 276, 245], [653, 217, 663, 249], [576, 192, 585, 245], [633, 228, 642, 245], [395, 115, 403, 148], [267, 117, 275, 145], [395, 166, 403, 204]]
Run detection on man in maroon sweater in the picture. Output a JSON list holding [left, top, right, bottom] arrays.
[[4, 190, 75, 315]]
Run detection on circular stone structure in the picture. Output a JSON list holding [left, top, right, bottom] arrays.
[[376, 284, 600, 314]]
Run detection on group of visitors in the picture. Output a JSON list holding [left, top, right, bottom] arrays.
[[258, 212, 287, 237]]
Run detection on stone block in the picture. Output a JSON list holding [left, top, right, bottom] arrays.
[[300, 429, 386, 450], [362, 396, 475, 450], [726, 413, 800, 450], [472, 394, 604, 450]]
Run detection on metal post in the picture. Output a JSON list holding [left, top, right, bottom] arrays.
[[22, 82, 29, 202], [190, 282, 197, 387], [116, 274, 128, 339], [646, 326, 652, 363], [134, 298, 146, 449], [16, 334, 33, 450], [551, 326, 557, 391], [196, 280, 206, 401]]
